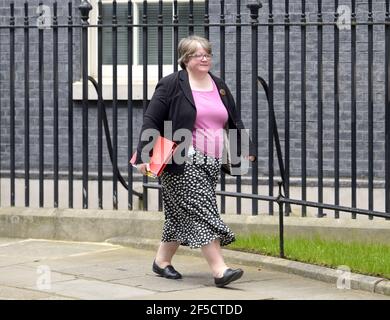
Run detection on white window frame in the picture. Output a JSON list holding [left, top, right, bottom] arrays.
[[73, 0, 204, 100]]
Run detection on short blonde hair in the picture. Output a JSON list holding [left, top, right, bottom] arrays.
[[177, 35, 212, 69]]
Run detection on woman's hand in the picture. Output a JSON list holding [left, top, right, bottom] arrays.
[[244, 155, 256, 162], [136, 163, 150, 175]]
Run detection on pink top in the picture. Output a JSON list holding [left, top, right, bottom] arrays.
[[192, 80, 228, 158]]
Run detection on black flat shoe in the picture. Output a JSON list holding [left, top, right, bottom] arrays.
[[214, 268, 243, 287], [152, 260, 182, 279]]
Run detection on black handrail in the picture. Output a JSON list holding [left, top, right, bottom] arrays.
[[88, 76, 143, 199], [257, 75, 291, 215]]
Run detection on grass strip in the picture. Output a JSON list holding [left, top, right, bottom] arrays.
[[227, 234, 390, 279]]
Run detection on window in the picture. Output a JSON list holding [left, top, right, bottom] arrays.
[[73, 0, 206, 100], [102, 1, 205, 65]]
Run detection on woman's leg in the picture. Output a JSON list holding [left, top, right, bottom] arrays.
[[201, 239, 228, 278], [155, 241, 180, 267]]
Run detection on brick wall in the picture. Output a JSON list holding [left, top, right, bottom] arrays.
[[0, 0, 388, 183]]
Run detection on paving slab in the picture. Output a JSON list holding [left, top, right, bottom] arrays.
[[132, 286, 274, 300], [0, 238, 388, 300], [31, 278, 154, 300], [0, 285, 60, 300], [0, 239, 117, 260], [0, 265, 76, 288], [231, 276, 390, 300]]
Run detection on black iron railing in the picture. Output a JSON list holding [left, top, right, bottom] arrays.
[[0, 0, 389, 231]]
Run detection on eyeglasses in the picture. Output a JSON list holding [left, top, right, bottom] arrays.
[[189, 53, 213, 60]]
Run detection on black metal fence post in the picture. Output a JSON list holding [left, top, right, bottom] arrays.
[[10, 1, 15, 207], [79, 0, 92, 209], [112, 0, 118, 210], [173, 0, 178, 73], [157, 0, 163, 212], [247, 1, 261, 216], [236, 0, 242, 215], [68, 0, 74, 209], [367, 0, 374, 220], [38, 1, 44, 208], [220, 0, 226, 214], [204, 0, 209, 40], [386, 0, 390, 218], [351, 0, 357, 219], [268, 0, 274, 216], [189, 0, 194, 35], [142, 0, 148, 211], [334, 0, 340, 219], [301, 0, 307, 217], [277, 181, 285, 258], [97, 0, 103, 209], [284, 0, 290, 216], [317, 0, 324, 218], [24, 1, 30, 208], [128, 0, 134, 210], [53, 1, 59, 208]]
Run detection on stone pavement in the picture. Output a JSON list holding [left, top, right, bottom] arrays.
[[0, 237, 388, 300]]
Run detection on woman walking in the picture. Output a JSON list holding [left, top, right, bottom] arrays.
[[134, 35, 256, 287]]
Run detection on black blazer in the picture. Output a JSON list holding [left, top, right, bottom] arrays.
[[135, 69, 256, 174]]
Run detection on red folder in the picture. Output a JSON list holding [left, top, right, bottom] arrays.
[[129, 136, 177, 178]]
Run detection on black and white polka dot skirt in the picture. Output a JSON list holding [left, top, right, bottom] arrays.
[[160, 148, 235, 249]]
